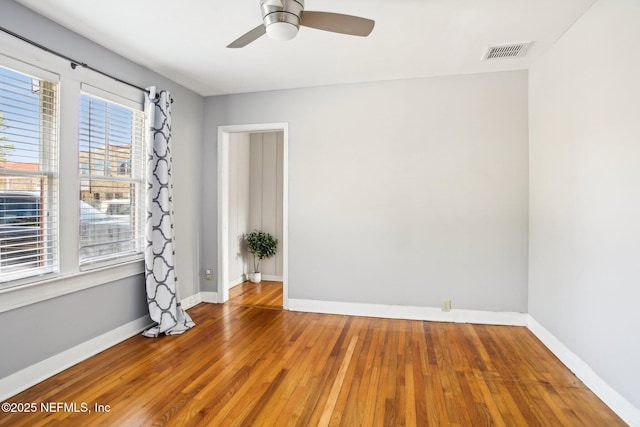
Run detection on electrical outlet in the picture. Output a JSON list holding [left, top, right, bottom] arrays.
[[442, 299, 451, 312], [205, 269, 213, 280]]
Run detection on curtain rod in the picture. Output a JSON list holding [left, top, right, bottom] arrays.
[[0, 25, 173, 103]]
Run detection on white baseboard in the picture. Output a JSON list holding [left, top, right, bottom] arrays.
[[288, 299, 638, 424], [527, 316, 640, 427], [288, 299, 527, 326], [7, 294, 634, 425], [180, 292, 203, 310], [200, 291, 219, 304], [228, 276, 246, 289], [0, 293, 220, 402], [262, 275, 283, 282], [0, 315, 152, 402], [181, 291, 219, 307]]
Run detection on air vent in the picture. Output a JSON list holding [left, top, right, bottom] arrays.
[[483, 41, 532, 60]]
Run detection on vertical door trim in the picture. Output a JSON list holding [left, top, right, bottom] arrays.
[[217, 123, 289, 308]]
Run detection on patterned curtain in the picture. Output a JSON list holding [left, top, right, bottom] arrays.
[[142, 87, 195, 337]]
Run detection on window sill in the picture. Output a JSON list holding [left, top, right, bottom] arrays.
[[0, 259, 145, 314], [80, 253, 145, 272]]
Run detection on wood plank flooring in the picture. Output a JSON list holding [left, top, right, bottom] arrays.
[[229, 280, 282, 309], [0, 290, 625, 426]]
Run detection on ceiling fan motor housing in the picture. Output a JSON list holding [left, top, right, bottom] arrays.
[[227, 0, 373, 48], [261, 0, 304, 40]]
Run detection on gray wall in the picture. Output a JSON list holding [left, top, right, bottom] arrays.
[[0, 275, 148, 377], [529, 0, 640, 408], [0, 1, 204, 378], [203, 70, 529, 312]]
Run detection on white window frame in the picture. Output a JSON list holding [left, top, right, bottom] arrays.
[[0, 56, 60, 285], [0, 33, 145, 313], [78, 83, 146, 269]]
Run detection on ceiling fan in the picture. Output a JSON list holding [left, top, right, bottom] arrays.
[[227, 0, 375, 48]]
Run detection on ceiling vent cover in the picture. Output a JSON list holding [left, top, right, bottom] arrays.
[[483, 41, 532, 60]]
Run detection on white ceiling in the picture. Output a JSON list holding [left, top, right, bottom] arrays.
[[15, 0, 596, 97]]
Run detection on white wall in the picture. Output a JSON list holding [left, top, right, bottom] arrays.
[[249, 132, 284, 278], [228, 133, 250, 284], [529, 0, 640, 412], [203, 70, 529, 312]]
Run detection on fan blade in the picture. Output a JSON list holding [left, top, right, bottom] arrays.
[[301, 11, 374, 37], [227, 24, 267, 48]]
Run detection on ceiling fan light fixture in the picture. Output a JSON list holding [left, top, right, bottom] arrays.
[[227, 0, 374, 48], [266, 21, 299, 40]]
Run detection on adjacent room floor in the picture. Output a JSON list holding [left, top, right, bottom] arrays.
[[0, 281, 624, 426], [229, 280, 283, 309]]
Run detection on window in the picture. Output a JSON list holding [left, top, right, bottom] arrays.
[[0, 64, 58, 283], [118, 160, 131, 176], [78, 85, 145, 265]]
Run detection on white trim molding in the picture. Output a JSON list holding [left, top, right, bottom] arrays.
[[180, 291, 219, 308], [527, 316, 640, 427], [201, 291, 219, 304], [217, 123, 289, 309], [181, 291, 219, 304], [0, 261, 145, 314], [229, 276, 246, 289], [0, 315, 151, 402], [288, 299, 528, 326], [180, 293, 203, 311], [0, 292, 218, 402], [289, 299, 638, 424]]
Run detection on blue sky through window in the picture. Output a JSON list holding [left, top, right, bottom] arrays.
[[79, 93, 135, 178], [1, 65, 135, 169]]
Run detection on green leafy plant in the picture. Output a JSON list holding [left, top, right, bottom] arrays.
[[245, 230, 278, 273]]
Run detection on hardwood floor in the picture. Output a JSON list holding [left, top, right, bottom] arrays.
[[229, 280, 282, 309], [0, 297, 625, 426]]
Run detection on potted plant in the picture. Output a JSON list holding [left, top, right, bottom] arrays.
[[245, 230, 278, 283]]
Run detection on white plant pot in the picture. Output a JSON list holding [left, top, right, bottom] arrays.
[[249, 272, 261, 283]]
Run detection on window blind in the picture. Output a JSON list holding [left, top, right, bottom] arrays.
[[78, 88, 145, 265], [0, 64, 59, 283]]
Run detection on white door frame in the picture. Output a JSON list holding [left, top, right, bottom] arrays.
[[217, 123, 289, 308]]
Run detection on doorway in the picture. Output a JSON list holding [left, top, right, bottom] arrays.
[[217, 123, 288, 309]]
